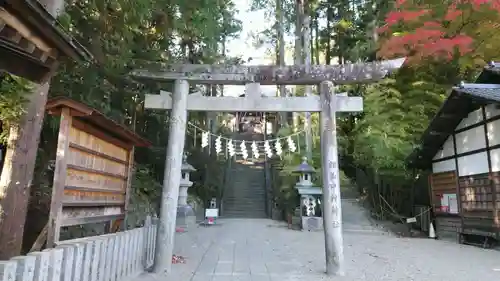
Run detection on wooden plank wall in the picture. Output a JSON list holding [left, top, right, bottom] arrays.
[[61, 125, 130, 225], [429, 171, 457, 213], [48, 115, 135, 247], [429, 171, 462, 238], [435, 216, 461, 240]]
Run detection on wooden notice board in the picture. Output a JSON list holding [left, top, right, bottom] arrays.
[[45, 97, 151, 247], [429, 171, 459, 215]]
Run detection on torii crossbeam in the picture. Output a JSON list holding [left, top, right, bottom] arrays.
[[131, 58, 405, 85], [145, 87, 362, 112], [131, 58, 405, 277]]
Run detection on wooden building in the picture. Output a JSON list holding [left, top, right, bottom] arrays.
[[408, 63, 500, 245], [0, 0, 91, 82]]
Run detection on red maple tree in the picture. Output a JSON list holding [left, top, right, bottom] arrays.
[[378, 0, 500, 63]]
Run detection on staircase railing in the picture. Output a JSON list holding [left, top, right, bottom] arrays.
[[0, 216, 158, 281]]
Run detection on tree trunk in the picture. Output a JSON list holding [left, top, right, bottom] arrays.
[[314, 14, 320, 64], [325, 5, 333, 65], [292, 0, 303, 131], [0, 82, 51, 259], [276, 0, 287, 126], [0, 0, 63, 259], [303, 1, 313, 160]]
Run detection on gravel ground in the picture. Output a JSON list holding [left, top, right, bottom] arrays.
[[136, 199, 500, 281]]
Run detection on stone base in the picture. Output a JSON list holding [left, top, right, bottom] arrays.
[[176, 205, 197, 229], [301, 216, 323, 232]]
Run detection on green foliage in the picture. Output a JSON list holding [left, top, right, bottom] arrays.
[[1, 0, 244, 238], [126, 165, 162, 226], [0, 74, 32, 142]]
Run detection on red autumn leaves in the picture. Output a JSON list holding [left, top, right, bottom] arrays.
[[378, 0, 500, 63]]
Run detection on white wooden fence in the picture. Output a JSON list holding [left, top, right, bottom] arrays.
[[0, 216, 157, 281]]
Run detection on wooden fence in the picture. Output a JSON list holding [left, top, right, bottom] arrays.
[[0, 216, 157, 281]]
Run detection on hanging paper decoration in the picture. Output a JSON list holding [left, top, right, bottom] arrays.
[[264, 140, 273, 158], [275, 140, 282, 156], [227, 140, 235, 157], [240, 141, 248, 159], [215, 136, 222, 154], [287, 136, 296, 152], [188, 122, 304, 157], [201, 132, 209, 148], [251, 141, 259, 159]]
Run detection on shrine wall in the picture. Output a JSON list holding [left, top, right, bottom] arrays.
[[429, 104, 500, 239]]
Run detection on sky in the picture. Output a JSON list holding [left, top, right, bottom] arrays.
[[223, 0, 276, 97]]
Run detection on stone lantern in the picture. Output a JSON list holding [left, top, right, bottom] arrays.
[[176, 154, 197, 228], [293, 157, 323, 231]]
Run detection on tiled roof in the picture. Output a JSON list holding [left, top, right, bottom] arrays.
[[454, 85, 500, 102]]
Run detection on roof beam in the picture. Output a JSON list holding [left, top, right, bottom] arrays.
[[457, 83, 500, 89], [130, 58, 405, 85], [0, 7, 52, 52]]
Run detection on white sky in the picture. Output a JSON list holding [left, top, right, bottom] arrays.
[[224, 0, 276, 97]]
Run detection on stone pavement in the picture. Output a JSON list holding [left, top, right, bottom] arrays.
[[136, 200, 500, 281]]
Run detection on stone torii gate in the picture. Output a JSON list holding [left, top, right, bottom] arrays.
[[130, 58, 405, 277]]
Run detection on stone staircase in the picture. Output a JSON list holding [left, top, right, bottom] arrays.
[[222, 132, 267, 218]]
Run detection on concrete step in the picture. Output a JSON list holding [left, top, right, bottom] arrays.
[[224, 201, 266, 207], [223, 204, 266, 212], [224, 200, 266, 206], [223, 211, 267, 218], [225, 187, 265, 192], [225, 195, 265, 199], [223, 132, 268, 218]]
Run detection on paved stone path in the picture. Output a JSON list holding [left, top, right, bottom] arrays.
[[137, 200, 500, 281]]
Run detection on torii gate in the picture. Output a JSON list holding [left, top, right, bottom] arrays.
[[131, 58, 405, 277]]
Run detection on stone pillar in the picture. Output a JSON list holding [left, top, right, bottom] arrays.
[[154, 80, 189, 275], [178, 185, 189, 206], [319, 81, 344, 276]]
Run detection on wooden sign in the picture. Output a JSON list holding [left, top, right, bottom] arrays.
[[45, 97, 151, 247]]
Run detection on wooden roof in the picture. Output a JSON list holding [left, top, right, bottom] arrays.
[[0, 0, 92, 82], [46, 97, 151, 148]]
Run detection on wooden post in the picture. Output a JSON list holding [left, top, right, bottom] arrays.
[[153, 80, 189, 274], [123, 147, 136, 230], [47, 107, 72, 248], [319, 81, 344, 276]]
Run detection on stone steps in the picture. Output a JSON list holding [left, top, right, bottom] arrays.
[[223, 132, 268, 218]]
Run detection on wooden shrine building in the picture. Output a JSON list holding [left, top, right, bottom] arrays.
[[0, 0, 91, 82], [407, 62, 500, 246]]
